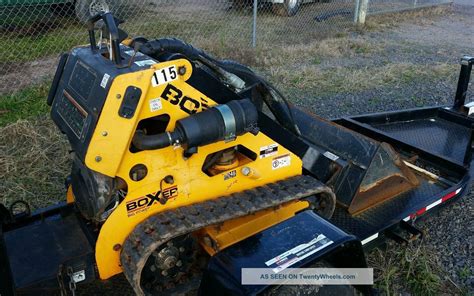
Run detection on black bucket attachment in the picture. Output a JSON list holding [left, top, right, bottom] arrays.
[[292, 110, 420, 215], [347, 142, 419, 214]]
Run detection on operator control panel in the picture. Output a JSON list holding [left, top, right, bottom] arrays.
[[50, 44, 156, 161], [56, 91, 89, 139]]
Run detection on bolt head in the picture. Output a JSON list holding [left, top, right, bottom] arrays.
[[95, 156, 102, 162], [113, 244, 122, 251], [203, 236, 213, 247], [162, 270, 168, 276], [178, 66, 186, 75], [116, 94, 121, 99], [241, 167, 251, 176], [164, 256, 177, 268], [102, 131, 108, 136]]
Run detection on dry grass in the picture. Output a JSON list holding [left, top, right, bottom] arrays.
[[265, 62, 457, 95], [368, 240, 467, 296], [193, 24, 458, 98], [0, 117, 70, 209], [364, 5, 453, 31], [195, 33, 383, 69]]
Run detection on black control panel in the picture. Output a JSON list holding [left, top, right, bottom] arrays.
[[56, 91, 88, 139], [49, 45, 156, 162]]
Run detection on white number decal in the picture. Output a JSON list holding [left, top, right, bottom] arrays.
[[151, 65, 178, 87]]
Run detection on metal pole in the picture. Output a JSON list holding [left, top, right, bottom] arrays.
[[354, 0, 360, 23], [453, 56, 474, 111], [357, 0, 369, 24], [252, 0, 257, 47]]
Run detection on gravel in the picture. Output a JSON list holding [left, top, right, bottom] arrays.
[[293, 5, 474, 120], [417, 195, 474, 290]]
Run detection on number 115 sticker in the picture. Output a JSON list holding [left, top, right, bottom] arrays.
[[151, 65, 178, 87]]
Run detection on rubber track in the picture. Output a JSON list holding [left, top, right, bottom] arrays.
[[121, 175, 334, 295]]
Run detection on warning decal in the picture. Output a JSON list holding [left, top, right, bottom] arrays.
[[272, 154, 291, 170], [260, 143, 278, 159], [265, 234, 334, 273], [100, 73, 110, 88], [149, 98, 163, 112]]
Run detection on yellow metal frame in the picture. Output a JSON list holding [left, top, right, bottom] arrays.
[[80, 59, 303, 279], [66, 185, 74, 204], [197, 200, 309, 255]]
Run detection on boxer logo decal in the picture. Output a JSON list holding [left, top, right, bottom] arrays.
[[126, 186, 178, 217]]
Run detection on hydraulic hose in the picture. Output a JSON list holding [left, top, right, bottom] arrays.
[[139, 38, 299, 135], [132, 131, 172, 150], [140, 38, 215, 62], [140, 38, 246, 90]]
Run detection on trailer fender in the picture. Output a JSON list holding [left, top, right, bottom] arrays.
[[199, 210, 371, 295]]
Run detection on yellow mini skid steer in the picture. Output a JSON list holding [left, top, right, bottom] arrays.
[[0, 13, 472, 296]]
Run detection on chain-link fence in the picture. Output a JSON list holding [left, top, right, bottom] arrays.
[[367, 0, 452, 15], [0, 0, 453, 94]]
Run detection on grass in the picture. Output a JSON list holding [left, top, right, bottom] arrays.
[[0, 2, 452, 65], [368, 241, 466, 296], [0, 1, 353, 65], [0, 81, 51, 126], [364, 5, 452, 31], [0, 116, 69, 208], [0, 22, 86, 63], [0, 2, 456, 82], [265, 62, 457, 96], [459, 266, 472, 281], [0, 81, 70, 208]]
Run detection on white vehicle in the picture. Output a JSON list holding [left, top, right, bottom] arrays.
[[233, 0, 318, 16]]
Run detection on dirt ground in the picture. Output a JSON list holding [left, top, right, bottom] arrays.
[[0, 57, 58, 95], [0, 2, 473, 295]]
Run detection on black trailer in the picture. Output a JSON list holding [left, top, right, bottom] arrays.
[[199, 55, 474, 295], [0, 56, 472, 296]]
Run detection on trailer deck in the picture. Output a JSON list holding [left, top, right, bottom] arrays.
[[330, 105, 473, 246]]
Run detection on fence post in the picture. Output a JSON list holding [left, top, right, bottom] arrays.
[[354, 0, 360, 23], [252, 0, 257, 47], [357, 0, 369, 24]]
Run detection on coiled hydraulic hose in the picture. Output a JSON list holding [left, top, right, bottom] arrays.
[[140, 38, 245, 90]]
